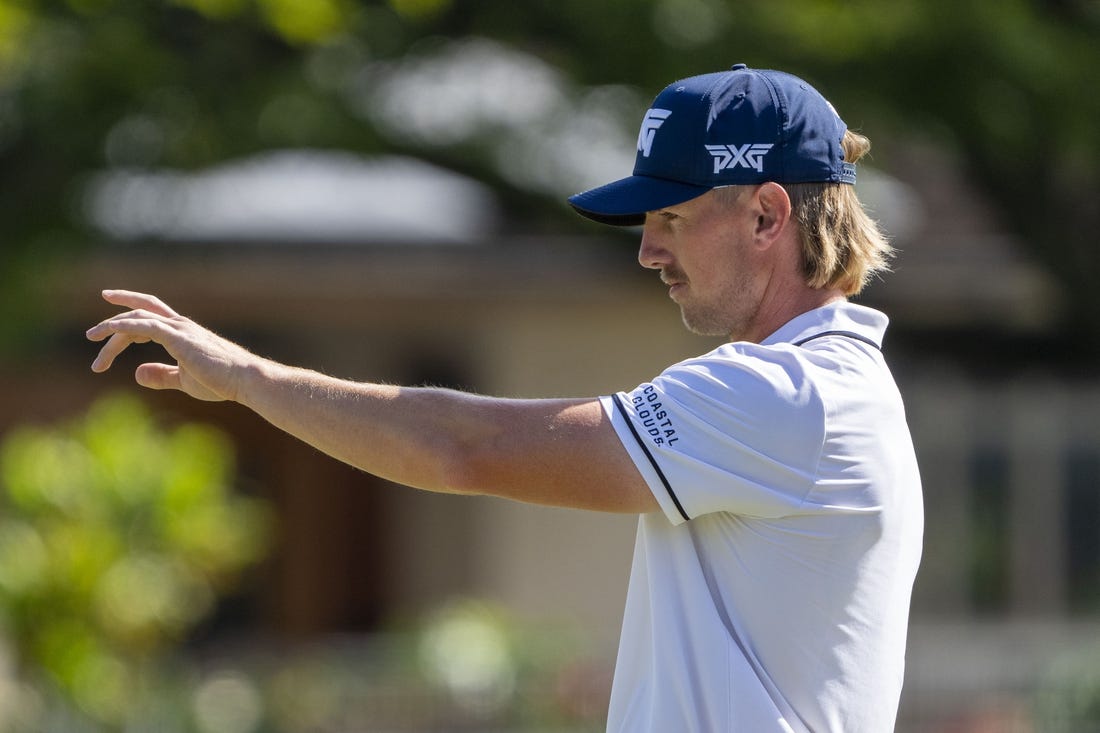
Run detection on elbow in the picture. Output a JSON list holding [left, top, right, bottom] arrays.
[[392, 391, 514, 497], [431, 426, 534, 501], [429, 434, 494, 497]]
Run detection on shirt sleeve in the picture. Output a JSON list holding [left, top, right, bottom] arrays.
[[601, 346, 827, 524]]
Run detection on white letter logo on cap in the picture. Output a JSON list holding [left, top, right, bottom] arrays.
[[705, 143, 774, 173], [638, 109, 672, 158]]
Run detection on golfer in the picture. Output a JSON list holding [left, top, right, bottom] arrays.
[[88, 64, 923, 732]]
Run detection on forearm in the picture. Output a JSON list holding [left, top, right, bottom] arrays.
[[236, 358, 614, 506], [238, 358, 491, 493]]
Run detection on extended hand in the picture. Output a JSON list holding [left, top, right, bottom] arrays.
[[86, 290, 255, 402]]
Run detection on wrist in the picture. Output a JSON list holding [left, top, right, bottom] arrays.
[[232, 354, 279, 410]]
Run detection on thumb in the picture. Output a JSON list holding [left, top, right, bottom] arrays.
[[135, 363, 182, 391], [135, 362, 226, 401]]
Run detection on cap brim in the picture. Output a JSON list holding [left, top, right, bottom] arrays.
[[568, 175, 711, 227]]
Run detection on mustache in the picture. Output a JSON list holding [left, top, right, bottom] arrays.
[[660, 267, 688, 285]]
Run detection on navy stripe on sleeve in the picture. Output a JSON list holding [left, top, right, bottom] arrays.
[[611, 393, 690, 522]]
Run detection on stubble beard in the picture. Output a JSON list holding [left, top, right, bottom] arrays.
[[680, 305, 747, 340], [676, 270, 758, 341]]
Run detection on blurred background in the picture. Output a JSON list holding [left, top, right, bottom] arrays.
[[1, 0, 1099, 730]]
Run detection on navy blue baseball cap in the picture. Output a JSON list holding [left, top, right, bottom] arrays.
[[568, 64, 855, 226]]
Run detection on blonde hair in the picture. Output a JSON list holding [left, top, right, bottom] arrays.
[[784, 130, 893, 296]]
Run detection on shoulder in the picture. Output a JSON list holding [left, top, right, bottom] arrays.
[[608, 343, 831, 521], [657, 341, 825, 411]]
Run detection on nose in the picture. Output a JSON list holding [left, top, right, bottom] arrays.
[[638, 217, 671, 270]]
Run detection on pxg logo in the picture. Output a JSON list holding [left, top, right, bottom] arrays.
[[705, 143, 774, 174]]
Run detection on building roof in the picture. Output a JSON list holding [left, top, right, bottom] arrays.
[[85, 150, 501, 246]]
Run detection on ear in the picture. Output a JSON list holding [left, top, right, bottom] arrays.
[[751, 182, 793, 247]]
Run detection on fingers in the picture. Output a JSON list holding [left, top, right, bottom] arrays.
[[88, 290, 233, 402], [86, 310, 177, 372], [90, 331, 148, 373], [100, 289, 180, 318], [86, 309, 164, 343]]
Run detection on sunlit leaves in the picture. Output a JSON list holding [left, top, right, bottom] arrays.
[[386, 0, 450, 23], [257, 0, 348, 45], [93, 553, 215, 648], [0, 0, 31, 77], [0, 393, 272, 726], [170, 0, 250, 21], [730, 0, 925, 60], [0, 521, 48, 597]]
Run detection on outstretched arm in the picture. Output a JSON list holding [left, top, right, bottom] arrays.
[[87, 290, 658, 514]]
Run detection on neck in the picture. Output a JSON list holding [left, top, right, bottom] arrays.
[[733, 286, 846, 343]]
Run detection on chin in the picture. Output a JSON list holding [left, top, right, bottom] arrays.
[[681, 313, 731, 339]]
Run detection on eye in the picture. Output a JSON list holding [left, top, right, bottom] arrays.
[[645, 208, 684, 228]]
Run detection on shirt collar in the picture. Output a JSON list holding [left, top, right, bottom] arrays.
[[760, 301, 889, 349]]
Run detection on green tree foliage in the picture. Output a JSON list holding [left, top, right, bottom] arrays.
[[0, 393, 271, 728], [1, 0, 1099, 349]]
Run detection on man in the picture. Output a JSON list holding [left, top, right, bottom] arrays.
[[88, 64, 923, 732]]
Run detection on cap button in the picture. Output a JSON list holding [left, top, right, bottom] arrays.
[[730, 63, 748, 70]]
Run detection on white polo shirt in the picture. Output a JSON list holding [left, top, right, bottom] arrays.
[[601, 301, 923, 733]]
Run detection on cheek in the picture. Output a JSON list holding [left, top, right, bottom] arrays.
[[698, 232, 739, 272]]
